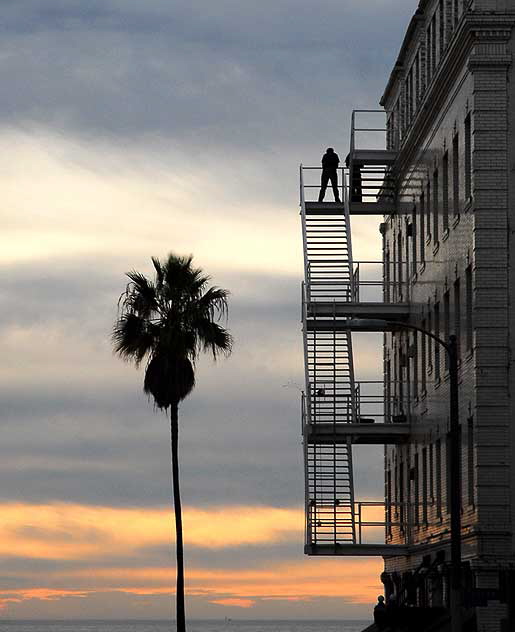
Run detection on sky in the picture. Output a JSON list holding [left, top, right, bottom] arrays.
[[1, 0, 417, 622]]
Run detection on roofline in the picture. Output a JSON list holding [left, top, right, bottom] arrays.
[[380, 6, 425, 107]]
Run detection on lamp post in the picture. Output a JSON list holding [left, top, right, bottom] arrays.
[[346, 319, 461, 632]]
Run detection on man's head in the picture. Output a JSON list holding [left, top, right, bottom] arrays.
[[326, 147, 334, 154], [377, 595, 385, 604]]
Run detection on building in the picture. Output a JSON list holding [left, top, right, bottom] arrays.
[[299, 1, 515, 630]]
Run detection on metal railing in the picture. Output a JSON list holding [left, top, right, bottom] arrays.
[[306, 500, 439, 547], [302, 380, 414, 427], [349, 110, 396, 207], [304, 260, 412, 304], [300, 165, 347, 204], [352, 260, 411, 303]]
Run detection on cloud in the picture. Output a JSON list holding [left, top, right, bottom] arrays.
[[0, 0, 420, 619], [209, 598, 256, 608]]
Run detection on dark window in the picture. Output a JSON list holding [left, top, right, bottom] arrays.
[[414, 452, 420, 526], [439, 0, 445, 56], [465, 113, 472, 200], [453, 133, 460, 216], [443, 152, 449, 231], [429, 443, 434, 499], [454, 0, 459, 27], [467, 417, 474, 505], [454, 278, 461, 357], [436, 439, 442, 518], [422, 447, 428, 523], [434, 302, 440, 380], [466, 265, 473, 350], [421, 319, 427, 393], [387, 469, 392, 536], [426, 181, 431, 237], [412, 211, 417, 276], [413, 332, 418, 399], [444, 290, 450, 370], [433, 169, 439, 242], [427, 310, 433, 372], [420, 192, 426, 263], [426, 25, 432, 80], [431, 14, 437, 75]]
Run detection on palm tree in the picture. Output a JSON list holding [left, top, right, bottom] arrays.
[[112, 253, 232, 632]]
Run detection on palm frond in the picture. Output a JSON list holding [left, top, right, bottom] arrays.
[[112, 313, 156, 365], [193, 317, 233, 359]]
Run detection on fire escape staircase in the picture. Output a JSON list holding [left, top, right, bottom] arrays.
[[299, 110, 412, 557]]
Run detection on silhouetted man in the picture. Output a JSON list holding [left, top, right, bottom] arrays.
[[373, 595, 387, 629], [318, 147, 341, 203]]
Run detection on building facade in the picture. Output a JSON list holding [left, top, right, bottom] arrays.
[[299, 1, 515, 631], [381, 0, 515, 630]]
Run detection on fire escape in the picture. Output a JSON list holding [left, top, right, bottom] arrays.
[[300, 111, 410, 556]]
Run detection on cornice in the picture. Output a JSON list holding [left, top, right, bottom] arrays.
[[381, 12, 515, 108], [392, 13, 515, 178]]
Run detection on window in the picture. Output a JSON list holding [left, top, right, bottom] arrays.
[[427, 310, 433, 372], [420, 192, 426, 263], [467, 417, 475, 505], [421, 319, 427, 392], [399, 461, 405, 530], [453, 133, 460, 216], [433, 168, 439, 242], [412, 211, 417, 276], [414, 452, 420, 526], [466, 265, 473, 350], [415, 51, 421, 106], [444, 290, 450, 370], [434, 302, 440, 380], [413, 332, 418, 399], [436, 439, 442, 518], [431, 14, 437, 75], [387, 469, 392, 536], [439, 0, 445, 56], [429, 443, 434, 500], [465, 113, 472, 200], [446, 434, 452, 513], [426, 25, 432, 81], [426, 181, 431, 237], [386, 358, 392, 421], [443, 151, 449, 232], [454, 0, 459, 28], [422, 447, 428, 523], [454, 278, 461, 356], [397, 232, 403, 301]]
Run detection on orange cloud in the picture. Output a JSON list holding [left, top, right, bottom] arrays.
[[0, 503, 302, 560], [209, 598, 256, 608], [0, 502, 384, 614]]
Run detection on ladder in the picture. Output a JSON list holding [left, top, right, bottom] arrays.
[[300, 165, 357, 548]]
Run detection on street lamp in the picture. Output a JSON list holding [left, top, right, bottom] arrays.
[[346, 318, 461, 632]]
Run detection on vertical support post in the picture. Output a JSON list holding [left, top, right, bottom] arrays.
[[448, 334, 462, 632]]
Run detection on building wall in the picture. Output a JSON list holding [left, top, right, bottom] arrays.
[[377, 0, 515, 627]]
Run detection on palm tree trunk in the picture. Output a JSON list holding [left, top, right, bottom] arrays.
[[170, 402, 186, 632]]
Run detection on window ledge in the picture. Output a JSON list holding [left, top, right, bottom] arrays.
[[452, 214, 460, 228], [433, 241, 440, 256], [419, 261, 426, 274], [464, 197, 473, 213], [442, 227, 450, 242], [426, 234, 432, 246]]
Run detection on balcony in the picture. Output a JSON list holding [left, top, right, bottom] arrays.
[[305, 500, 409, 556], [302, 382, 411, 446], [347, 110, 404, 216], [305, 260, 410, 323]]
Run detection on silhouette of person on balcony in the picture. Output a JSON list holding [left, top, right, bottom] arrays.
[[318, 148, 341, 203]]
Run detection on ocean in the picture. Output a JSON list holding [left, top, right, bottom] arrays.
[[0, 620, 370, 632]]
